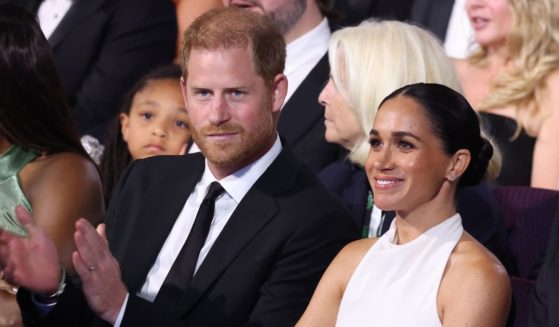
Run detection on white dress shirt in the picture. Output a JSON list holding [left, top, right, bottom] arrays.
[[115, 135, 282, 326], [444, 0, 478, 59], [37, 0, 73, 39], [283, 18, 330, 106]]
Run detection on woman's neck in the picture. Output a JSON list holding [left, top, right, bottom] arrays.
[[393, 187, 457, 245]]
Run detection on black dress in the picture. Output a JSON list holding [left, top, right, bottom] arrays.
[[480, 112, 536, 186]]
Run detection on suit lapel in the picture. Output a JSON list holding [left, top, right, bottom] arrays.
[[47, 0, 107, 48], [179, 148, 301, 314], [277, 54, 329, 147], [121, 156, 205, 291]]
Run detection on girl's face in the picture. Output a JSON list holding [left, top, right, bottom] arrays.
[[466, 0, 512, 48], [121, 78, 191, 160], [365, 96, 452, 213]]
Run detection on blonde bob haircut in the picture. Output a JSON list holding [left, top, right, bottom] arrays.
[[329, 19, 501, 179], [469, 0, 559, 136]]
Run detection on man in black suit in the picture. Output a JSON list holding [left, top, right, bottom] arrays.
[[1, 7, 357, 326], [12, 0, 177, 142], [225, 0, 345, 172]]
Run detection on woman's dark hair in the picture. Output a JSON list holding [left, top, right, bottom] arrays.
[[0, 3, 88, 158], [100, 64, 183, 203], [379, 83, 493, 188]]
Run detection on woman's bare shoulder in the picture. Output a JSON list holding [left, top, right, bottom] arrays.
[[439, 233, 511, 325]]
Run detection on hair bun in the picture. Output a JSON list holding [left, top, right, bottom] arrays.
[[460, 137, 493, 187]]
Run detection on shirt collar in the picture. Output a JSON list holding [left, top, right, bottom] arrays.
[[285, 18, 330, 75], [199, 135, 282, 203]]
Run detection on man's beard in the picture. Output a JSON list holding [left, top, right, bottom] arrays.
[[191, 111, 275, 170], [266, 0, 307, 36]]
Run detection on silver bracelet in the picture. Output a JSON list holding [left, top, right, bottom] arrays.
[[39, 265, 66, 298]]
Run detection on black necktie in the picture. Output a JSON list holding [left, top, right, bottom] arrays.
[[158, 181, 225, 299]]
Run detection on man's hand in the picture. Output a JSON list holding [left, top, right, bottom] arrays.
[[0, 206, 61, 294], [73, 219, 127, 325]]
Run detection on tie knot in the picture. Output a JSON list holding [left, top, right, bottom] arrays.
[[205, 181, 224, 202]]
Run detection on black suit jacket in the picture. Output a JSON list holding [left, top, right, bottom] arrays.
[[528, 204, 559, 327], [409, 0, 455, 42], [19, 147, 358, 326], [278, 54, 345, 173], [319, 159, 517, 274], [14, 0, 177, 141]]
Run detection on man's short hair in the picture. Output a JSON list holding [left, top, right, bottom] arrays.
[[180, 7, 286, 87]]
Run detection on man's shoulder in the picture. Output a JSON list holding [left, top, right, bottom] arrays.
[[124, 153, 204, 185]]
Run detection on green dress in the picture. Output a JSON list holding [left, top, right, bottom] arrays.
[[0, 145, 38, 237]]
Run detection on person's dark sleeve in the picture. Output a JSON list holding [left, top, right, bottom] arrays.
[[73, 0, 177, 137]]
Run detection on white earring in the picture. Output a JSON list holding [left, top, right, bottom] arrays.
[[449, 172, 456, 182]]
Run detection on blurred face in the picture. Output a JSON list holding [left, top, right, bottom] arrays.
[[182, 46, 284, 178], [121, 79, 191, 160], [224, 0, 306, 35], [365, 96, 452, 213], [318, 77, 363, 150], [466, 0, 512, 48]]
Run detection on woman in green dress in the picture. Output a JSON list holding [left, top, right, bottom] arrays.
[[0, 4, 105, 325]]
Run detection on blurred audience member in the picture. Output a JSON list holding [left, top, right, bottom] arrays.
[[225, 0, 344, 172], [298, 83, 511, 326], [410, 0, 477, 59], [0, 3, 104, 325], [101, 65, 191, 204], [173, 0, 223, 61], [454, 0, 559, 189], [11, 0, 177, 144]]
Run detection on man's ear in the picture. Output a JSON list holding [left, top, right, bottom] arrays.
[[446, 149, 471, 182], [120, 113, 130, 142], [271, 74, 288, 113]]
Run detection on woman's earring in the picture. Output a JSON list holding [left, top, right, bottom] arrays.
[[449, 172, 456, 182]]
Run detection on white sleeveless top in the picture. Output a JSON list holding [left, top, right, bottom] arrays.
[[336, 214, 463, 327]]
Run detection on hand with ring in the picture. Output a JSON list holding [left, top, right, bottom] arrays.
[[72, 219, 127, 325]]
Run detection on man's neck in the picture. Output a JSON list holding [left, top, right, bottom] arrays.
[[283, 5, 323, 44]]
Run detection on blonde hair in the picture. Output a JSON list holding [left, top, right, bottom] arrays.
[[329, 19, 501, 180], [469, 0, 559, 136]]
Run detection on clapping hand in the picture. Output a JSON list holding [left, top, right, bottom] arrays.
[[0, 205, 61, 294], [73, 219, 127, 325]]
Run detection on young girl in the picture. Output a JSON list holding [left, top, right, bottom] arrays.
[[100, 65, 192, 203]]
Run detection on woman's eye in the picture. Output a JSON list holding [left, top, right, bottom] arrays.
[[369, 138, 381, 148], [398, 141, 414, 150], [141, 112, 153, 119]]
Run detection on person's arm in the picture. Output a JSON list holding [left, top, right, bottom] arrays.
[[296, 238, 375, 327], [23, 153, 104, 274], [531, 71, 559, 189]]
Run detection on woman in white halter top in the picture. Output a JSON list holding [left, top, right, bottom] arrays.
[[297, 83, 511, 326]]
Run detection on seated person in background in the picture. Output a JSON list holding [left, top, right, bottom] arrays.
[[318, 19, 515, 273], [0, 4, 104, 326], [101, 65, 192, 204], [0, 7, 357, 326], [454, 0, 559, 189], [224, 0, 345, 173], [10, 0, 177, 144], [298, 83, 511, 326], [172, 0, 223, 61], [529, 202, 559, 327]]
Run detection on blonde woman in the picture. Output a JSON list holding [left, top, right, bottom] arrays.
[[454, 0, 559, 189]]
